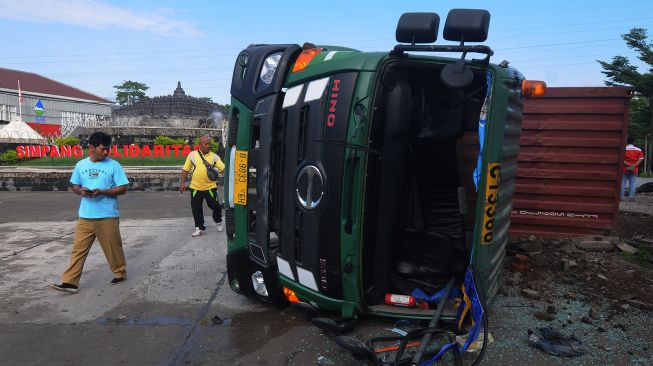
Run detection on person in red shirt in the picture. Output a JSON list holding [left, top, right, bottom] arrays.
[[621, 137, 645, 201]]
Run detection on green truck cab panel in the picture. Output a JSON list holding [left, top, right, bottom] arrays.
[[286, 49, 385, 86]]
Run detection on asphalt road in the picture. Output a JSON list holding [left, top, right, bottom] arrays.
[[1, 192, 646, 365], [0, 191, 193, 223], [0, 191, 368, 366]]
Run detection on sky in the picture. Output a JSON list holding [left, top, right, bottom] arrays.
[[0, 0, 652, 105]]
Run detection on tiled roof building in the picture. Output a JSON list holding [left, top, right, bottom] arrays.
[[0, 67, 112, 137]]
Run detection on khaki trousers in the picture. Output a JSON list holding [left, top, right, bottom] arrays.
[[61, 218, 126, 286]]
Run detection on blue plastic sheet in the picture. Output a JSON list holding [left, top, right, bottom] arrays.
[[411, 285, 461, 303], [472, 71, 493, 190]]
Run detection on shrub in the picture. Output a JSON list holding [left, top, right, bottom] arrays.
[[154, 136, 187, 146], [0, 150, 21, 165], [54, 136, 81, 146], [192, 137, 219, 152]]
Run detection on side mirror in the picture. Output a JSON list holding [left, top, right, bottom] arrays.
[[443, 9, 490, 43], [441, 60, 474, 90], [392, 9, 493, 60], [396, 12, 440, 44], [440, 9, 491, 90]]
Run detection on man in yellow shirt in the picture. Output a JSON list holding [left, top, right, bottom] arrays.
[[179, 135, 225, 237]]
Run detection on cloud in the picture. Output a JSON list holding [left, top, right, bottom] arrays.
[[0, 0, 203, 37]]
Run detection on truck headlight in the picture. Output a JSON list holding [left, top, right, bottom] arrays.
[[259, 53, 282, 85], [251, 271, 268, 297]]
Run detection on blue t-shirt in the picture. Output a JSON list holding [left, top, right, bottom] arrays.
[[70, 157, 129, 219]]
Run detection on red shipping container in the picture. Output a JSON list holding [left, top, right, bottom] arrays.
[[509, 87, 631, 237]]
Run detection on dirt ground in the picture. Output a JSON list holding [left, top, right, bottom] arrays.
[[507, 226, 653, 309], [489, 192, 653, 365]]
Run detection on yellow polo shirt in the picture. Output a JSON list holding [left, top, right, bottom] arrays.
[[182, 151, 225, 191]]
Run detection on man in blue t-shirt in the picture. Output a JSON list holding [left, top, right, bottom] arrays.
[[51, 132, 130, 294]]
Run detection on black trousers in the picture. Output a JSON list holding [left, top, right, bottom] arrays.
[[190, 188, 222, 230]]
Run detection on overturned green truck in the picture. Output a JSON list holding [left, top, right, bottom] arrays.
[[223, 9, 545, 324]]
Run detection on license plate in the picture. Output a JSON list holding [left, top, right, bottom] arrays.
[[481, 163, 500, 245], [234, 150, 248, 206]]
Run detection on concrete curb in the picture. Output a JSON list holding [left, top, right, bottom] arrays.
[[0, 167, 220, 191]]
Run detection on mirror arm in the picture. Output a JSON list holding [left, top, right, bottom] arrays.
[[391, 44, 493, 60]]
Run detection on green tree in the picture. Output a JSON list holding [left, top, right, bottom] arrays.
[[629, 96, 651, 147], [113, 80, 149, 106], [198, 97, 213, 103], [598, 27, 653, 172]]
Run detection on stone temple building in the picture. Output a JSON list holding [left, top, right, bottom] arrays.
[[67, 82, 228, 149], [112, 82, 227, 129]]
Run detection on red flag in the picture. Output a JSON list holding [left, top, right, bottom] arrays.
[[18, 80, 24, 104]]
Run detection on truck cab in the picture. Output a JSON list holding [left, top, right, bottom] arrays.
[[224, 9, 544, 320]]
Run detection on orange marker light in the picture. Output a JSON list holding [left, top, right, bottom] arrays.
[[283, 287, 300, 302], [374, 341, 422, 354], [522, 80, 547, 98], [292, 48, 322, 73]]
